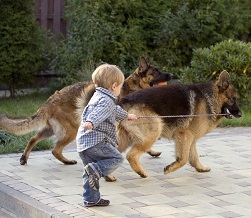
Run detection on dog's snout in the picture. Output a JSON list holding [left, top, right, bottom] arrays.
[[166, 73, 173, 81], [233, 110, 242, 118], [237, 111, 242, 118]]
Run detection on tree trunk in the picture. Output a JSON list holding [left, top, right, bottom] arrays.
[[9, 84, 15, 97]]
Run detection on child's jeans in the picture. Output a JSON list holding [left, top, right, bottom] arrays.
[[78, 140, 124, 204]]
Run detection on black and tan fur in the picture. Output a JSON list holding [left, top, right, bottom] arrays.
[[116, 70, 242, 178], [0, 56, 172, 166]]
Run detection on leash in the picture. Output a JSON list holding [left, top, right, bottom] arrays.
[[137, 113, 230, 119]]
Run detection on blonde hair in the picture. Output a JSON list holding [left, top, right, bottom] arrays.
[[92, 64, 125, 89]]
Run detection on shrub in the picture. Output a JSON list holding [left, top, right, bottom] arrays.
[[154, 0, 251, 75], [0, 0, 50, 97], [181, 40, 251, 105], [52, 0, 170, 86], [52, 0, 251, 87]]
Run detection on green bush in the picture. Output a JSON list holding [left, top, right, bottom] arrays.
[[154, 0, 251, 75], [0, 0, 52, 97], [52, 0, 251, 86], [181, 40, 251, 105], [53, 0, 158, 86]]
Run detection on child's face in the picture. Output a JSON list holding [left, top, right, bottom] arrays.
[[111, 82, 123, 97]]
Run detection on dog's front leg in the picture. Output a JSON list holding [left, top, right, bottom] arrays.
[[189, 141, 211, 172], [164, 130, 192, 174]]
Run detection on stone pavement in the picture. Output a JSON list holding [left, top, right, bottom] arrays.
[[0, 207, 17, 218], [0, 127, 251, 218]]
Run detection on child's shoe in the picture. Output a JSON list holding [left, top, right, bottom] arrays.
[[84, 198, 110, 207], [84, 164, 100, 191]]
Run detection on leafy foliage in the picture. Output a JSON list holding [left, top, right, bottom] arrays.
[[53, 0, 170, 85], [1, 0, 251, 100], [153, 0, 251, 74], [0, 0, 50, 96], [181, 40, 251, 105], [53, 0, 251, 86]]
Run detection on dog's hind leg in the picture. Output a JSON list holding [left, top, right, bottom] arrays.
[[126, 145, 149, 178], [20, 128, 53, 165], [164, 130, 193, 174], [189, 141, 211, 172], [52, 134, 77, 164]]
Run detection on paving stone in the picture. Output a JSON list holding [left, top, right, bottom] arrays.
[[1, 128, 251, 217]]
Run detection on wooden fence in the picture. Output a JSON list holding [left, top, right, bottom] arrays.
[[33, 0, 67, 35]]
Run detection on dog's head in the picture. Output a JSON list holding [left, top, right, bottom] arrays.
[[217, 70, 242, 119], [138, 56, 173, 86], [121, 56, 173, 97]]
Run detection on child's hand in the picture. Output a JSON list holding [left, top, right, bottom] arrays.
[[127, 114, 138, 121], [83, 121, 93, 130]]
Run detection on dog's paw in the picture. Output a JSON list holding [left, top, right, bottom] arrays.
[[163, 165, 171, 174], [196, 167, 211, 172], [104, 174, 117, 182], [146, 150, 162, 157], [138, 172, 148, 178], [64, 160, 77, 165], [20, 155, 27, 165]]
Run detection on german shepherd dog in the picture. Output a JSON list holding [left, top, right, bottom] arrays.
[[0, 56, 172, 166], [115, 70, 242, 178]]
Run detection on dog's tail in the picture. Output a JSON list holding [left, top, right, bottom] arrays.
[[0, 112, 47, 136], [75, 82, 96, 118]]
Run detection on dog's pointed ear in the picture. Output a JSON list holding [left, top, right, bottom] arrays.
[[139, 56, 148, 74], [217, 70, 231, 91], [145, 55, 151, 66]]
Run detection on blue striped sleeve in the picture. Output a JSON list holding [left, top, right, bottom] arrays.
[[86, 97, 114, 129], [115, 105, 128, 122]]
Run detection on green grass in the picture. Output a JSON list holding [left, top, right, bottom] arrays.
[[0, 91, 54, 154], [0, 91, 250, 154], [0, 91, 51, 117], [0, 130, 53, 154]]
